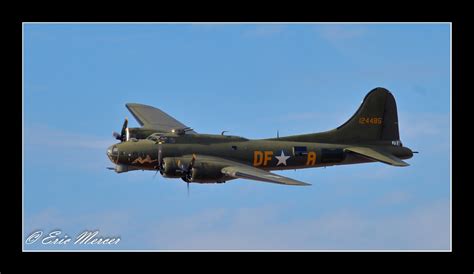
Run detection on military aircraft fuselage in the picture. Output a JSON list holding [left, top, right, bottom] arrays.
[[107, 133, 413, 174], [106, 88, 415, 185]]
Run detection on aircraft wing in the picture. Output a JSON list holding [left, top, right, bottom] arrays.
[[125, 103, 197, 134], [344, 146, 409, 167], [222, 165, 311, 186]]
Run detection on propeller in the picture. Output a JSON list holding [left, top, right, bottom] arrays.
[[113, 118, 129, 142], [186, 154, 197, 174], [153, 143, 163, 179], [177, 154, 196, 196]]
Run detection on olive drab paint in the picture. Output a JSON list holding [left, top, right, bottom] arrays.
[[106, 87, 414, 186]]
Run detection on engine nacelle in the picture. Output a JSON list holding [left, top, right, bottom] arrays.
[[160, 157, 183, 178], [184, 167, 227, 183], [161, 156, 230, 183]]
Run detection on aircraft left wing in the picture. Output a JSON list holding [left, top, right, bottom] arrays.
[[222, 165, 311, 186], [126, 103, 197, 134]]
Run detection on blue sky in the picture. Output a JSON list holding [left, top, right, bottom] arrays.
[[23, 23, 450, 250]]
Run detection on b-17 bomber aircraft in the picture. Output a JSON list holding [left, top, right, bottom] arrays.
[[106, 87, 415, 187]]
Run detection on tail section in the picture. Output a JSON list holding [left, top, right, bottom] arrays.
[[275, 87, 401, 144], [332, 87, 400, 142]]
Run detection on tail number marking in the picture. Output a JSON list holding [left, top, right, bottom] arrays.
[[359, 117, 382, 125]]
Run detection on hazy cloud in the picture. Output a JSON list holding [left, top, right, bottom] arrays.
[[353, 64, 447, 83], [25, 208, 63, 233], [23, 191, 449, 250], [25, 83, 50, 93], [24, 124, 112, 171], [398, 112, 450, 140], [279, 112, 327, 122], [144, 199, 449, 250], [25, 124, 111, 150], [376, 191, 412, 206], [318, 25, 367, 44], [242, 25, 286, 38], [315, 25, 371, 58], [24, 208, 133, 250], [188, 23, 221, 32], [412, 85, 429, 96]]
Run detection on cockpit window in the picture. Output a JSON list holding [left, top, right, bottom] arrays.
[[147, 133, 164, 142], [147, 133, 175, 144], [293, 146, 308, 156]]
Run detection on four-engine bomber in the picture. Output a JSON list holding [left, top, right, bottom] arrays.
[[107, 87, 415, 186]]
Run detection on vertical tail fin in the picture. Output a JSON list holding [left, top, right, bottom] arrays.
[[332, 87, 400, 142], [275, 87, 401, 144]]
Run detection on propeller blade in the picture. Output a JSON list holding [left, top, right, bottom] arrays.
[[158, 144, 162, 168], [120, 118, 128, 138], [187, 154, 197, 173], [153, 144, 163, 180], [113, 118, 129, 142]]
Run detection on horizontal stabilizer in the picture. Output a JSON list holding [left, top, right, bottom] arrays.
[[345, 146, 409, 167]]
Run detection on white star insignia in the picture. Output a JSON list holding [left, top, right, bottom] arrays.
[[275, 150, 290, 166]]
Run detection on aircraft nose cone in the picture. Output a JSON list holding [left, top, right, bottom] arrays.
[[106, 145, 115, 162]]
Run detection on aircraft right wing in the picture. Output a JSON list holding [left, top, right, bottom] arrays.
[[125, 103, 197, 134], [175, 154, 311, 186], [222, 165, 311, 186]]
